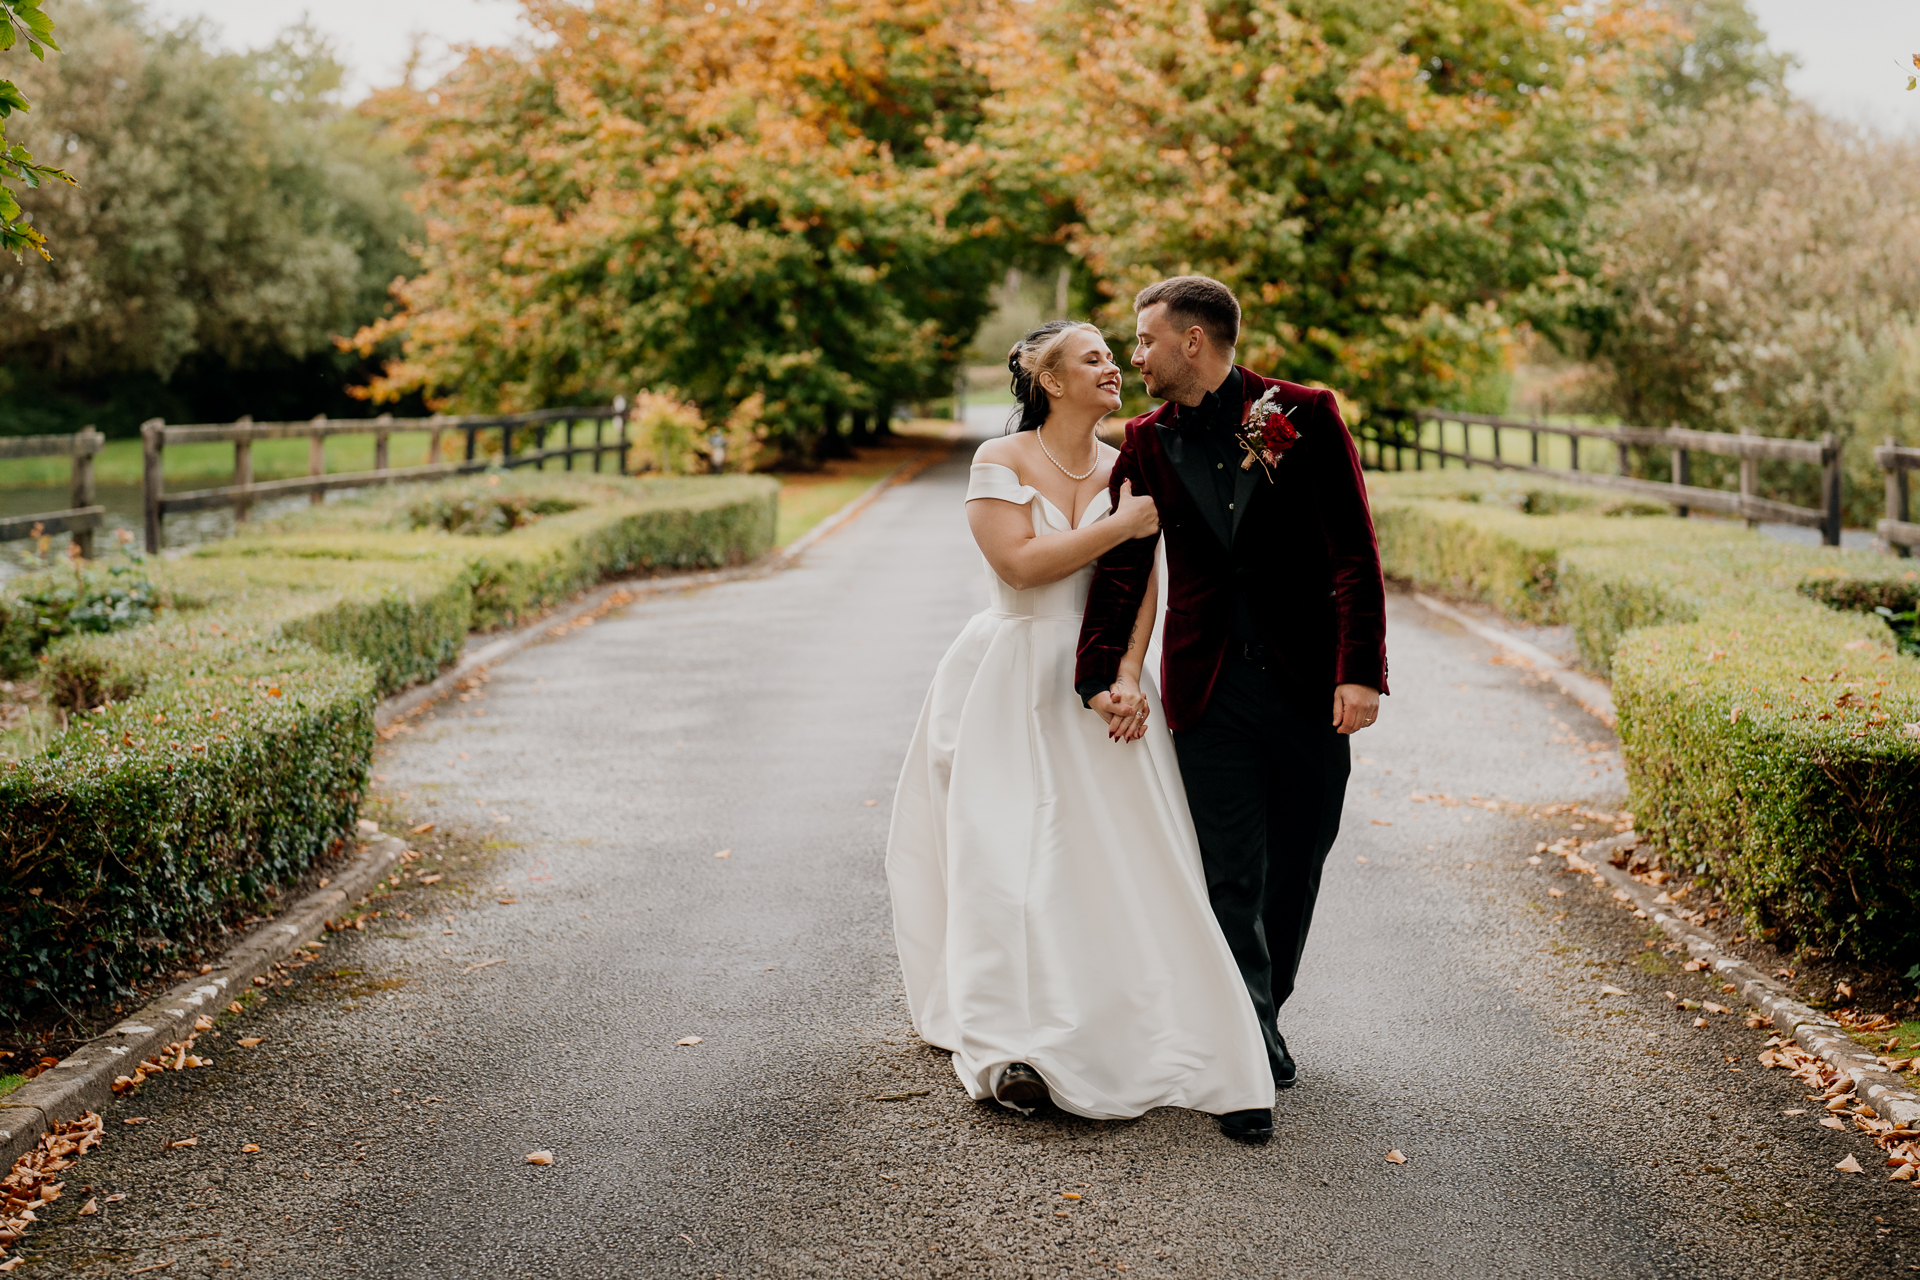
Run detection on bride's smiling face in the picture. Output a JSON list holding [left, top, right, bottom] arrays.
[[1040, 330, 1124, 415]]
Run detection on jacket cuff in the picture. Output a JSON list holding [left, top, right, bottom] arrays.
[[1075, 676, 1112, 708]]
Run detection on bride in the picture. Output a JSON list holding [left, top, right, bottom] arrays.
[[886, 320, 1274, 1126]]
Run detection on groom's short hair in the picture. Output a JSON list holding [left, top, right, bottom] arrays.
[[1134, 276, 1240, 351]]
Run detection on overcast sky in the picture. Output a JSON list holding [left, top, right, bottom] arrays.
[[139, 0, 1920, 135]]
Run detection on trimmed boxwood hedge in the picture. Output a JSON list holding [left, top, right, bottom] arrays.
[[1370, 471, 1920, 966], [0, 472, 779, 1019]]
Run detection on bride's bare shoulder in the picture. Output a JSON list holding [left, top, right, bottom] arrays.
[[973, 435, 1029, 470]]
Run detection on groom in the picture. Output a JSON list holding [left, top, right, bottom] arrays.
[[1075, 276, 1387, 1143]]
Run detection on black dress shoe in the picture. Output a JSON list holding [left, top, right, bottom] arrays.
[[1273, 1033, 1297, 1090], [1219, 1108, 1273, 1143], [996, 1062, 1048, 1107]]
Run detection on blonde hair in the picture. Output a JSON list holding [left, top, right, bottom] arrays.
[[1006, 320, 1102, 432]]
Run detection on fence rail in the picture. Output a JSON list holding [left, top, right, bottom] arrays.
[[140, 402, 629, 552], [1358, 409, 1842, 545], [0, 429, 105, 554]]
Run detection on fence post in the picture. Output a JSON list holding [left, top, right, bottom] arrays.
[[614, 395, 630, 475], [309, 416, 327, 506], [141, 418, 165, 553], [70, 428, 99, 559], [1820, 431, 1842, 547], [564, 420, 576, 472], [374, 414, 391, 475], [233, 416, 254, 524], [1739, 427, 1759, 529], [1530, 423, 1539, 465], [1569, 433, 1580, 473], [1888, 437, 1911, 558], [1671, 441, 1690, 519]]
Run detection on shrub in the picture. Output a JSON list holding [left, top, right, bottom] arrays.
[[1, 631, 374, 1018], [1614, 610, 1920, 966], [0, 562, 158, 679], [0, 471, 780, 1019], [1370, 471, 1920, 966]]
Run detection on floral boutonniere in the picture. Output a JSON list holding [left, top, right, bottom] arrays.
[[1233, 385, 1299, 480]]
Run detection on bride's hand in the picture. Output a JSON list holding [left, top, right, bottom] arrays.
[[1112, 480, 1159, 541], [1091, 683, 1149, 743]]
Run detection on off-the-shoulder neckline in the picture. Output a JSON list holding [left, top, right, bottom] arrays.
[[969, 461, 1110, 531]]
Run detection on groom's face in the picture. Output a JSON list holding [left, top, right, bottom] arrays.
[[1133, 304, 1199, 404]]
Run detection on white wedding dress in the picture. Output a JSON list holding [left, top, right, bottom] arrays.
[[886, 462, 1274, 1120]]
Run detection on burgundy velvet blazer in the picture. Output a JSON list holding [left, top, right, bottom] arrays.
[[1074, 368, 1389, 732]]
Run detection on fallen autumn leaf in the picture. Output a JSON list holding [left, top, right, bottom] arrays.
[[676, 1037, 703, 1046], [1835, 1154, 1864, 1173], [526, 1151, 554, 1166], [1385, 1150, 1407, 1165]]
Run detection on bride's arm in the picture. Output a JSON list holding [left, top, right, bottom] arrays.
[[966, 478, 1159, 591], [1091, 562, 1158, 743]]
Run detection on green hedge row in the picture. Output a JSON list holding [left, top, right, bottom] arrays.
[[1, 472, 779, 1019], [1370, 471, 1920, 966]]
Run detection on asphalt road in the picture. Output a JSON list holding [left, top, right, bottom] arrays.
[[22, 442, 1920, 1278]]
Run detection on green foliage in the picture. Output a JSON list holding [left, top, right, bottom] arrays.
[[1614, 612, 1920, 968], [0, 0, 74, 262], [1028, 0, 1653, 411], [1, 632, 375, 1021], [0, 561, 155, 677], [0, 472, 778, 1020], [406, 491, 582, 537], [0, 5, 419, 384], [1370, 471, 1920, 966], [1875, 606, 1920, 659]]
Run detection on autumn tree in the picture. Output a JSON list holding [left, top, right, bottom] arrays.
[[354, 0, 1021, 462], [1015, 0, 1667, 412], [1, 0, 72, 261]]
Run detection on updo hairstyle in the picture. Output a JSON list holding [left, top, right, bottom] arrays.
[[1006, 320, 1102, 433]]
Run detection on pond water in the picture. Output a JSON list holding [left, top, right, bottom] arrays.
[[0, 484, 358, 582]]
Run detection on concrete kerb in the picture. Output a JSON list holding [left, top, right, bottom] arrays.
[[1576, 832, 1920, 1130], [4, 446, 950, 1168], [0, 831, 407, 1169]]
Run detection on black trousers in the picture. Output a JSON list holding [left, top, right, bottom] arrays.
[[1171, 652, 1350, 1077]]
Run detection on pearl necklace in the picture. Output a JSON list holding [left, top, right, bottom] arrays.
[[1036, 427, 1098, 481]]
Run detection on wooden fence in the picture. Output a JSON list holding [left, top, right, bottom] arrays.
[[1357, 409, 1843, 546], [1874, 439, 1920, 558], [0, 429, 105, 555], [140, 402, 629, 552]]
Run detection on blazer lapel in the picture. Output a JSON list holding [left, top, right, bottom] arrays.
[[1155, 419, 1232, 550], [1229, 367, 1268, 544]]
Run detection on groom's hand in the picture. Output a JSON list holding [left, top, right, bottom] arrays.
[[1332, 683, 1380, 735], [1090, 685, 1149, 742]]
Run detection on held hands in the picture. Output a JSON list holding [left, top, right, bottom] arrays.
[[1332, 683, 1381, 735], [1112, 480, 1160, 540], [1091, 678, 1150, 743]]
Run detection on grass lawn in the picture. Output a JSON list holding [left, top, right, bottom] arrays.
[[0, 431, 463, 488], [0, 1072, 22, 1097], [773, 422, 956, 547]]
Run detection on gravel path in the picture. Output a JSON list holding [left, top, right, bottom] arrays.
[[18, 445, 1919, 1278]]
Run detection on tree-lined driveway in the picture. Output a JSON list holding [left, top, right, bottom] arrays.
[[24, 445, 1914, 1278]]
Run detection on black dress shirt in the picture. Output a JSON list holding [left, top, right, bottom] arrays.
[[1165, 369, 1261, 647]]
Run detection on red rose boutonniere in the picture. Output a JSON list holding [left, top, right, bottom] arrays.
[[1233, 386, 1299, 480]]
